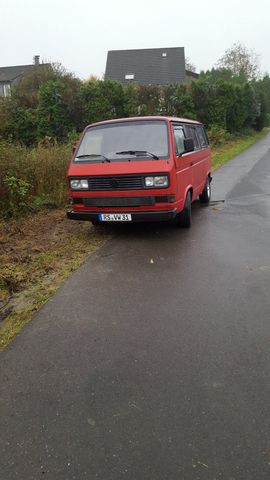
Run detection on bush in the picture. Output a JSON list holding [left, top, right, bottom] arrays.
[[3, 175, 31, 216], [207, 126, 230, 147]]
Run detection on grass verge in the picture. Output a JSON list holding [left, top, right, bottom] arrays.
[[0, 210, 107, 350], [212, 128, 269, 170]]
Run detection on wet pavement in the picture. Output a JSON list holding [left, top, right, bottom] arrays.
[[1, 133, 270, 479]]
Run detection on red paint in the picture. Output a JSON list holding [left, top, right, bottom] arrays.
[[66, 116, 211, 223]]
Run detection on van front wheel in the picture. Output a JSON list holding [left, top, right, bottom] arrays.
[[199, 177, 211, 204], [175, 191, 191, 228]]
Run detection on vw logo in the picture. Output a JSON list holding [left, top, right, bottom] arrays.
[[111, 178, 119, 188]]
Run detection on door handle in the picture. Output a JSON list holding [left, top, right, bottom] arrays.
[[190, 162, 194, 166]]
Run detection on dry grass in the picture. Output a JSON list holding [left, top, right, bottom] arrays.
[[0, 210, 107, 349], [0, 142, 72, 216]]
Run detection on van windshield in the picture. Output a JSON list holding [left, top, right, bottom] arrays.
[[75, 120, 169, 162]]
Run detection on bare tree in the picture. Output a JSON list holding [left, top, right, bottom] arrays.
[[185, 57, 196, 73], [217, 42, 260, 81]]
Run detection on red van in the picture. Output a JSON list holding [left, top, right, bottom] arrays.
[[67, 116, 211, 227]]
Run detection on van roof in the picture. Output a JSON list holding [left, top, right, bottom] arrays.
[[87, 116, 202, 128]]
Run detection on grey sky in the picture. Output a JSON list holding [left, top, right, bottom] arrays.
[[1, 0, 270, 78]]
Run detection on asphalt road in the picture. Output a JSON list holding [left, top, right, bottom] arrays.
[[1, 134, 270, 480]]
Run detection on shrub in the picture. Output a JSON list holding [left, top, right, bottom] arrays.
[[3, 175, 31, 216], [207, 126, 230, 147]]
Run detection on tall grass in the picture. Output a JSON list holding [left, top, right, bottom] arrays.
[[0, 142, 72, 217]]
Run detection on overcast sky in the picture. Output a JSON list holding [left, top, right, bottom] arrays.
[[1, 0, 270, 78]]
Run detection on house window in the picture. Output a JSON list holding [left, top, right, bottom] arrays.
[[125, 74, 135, 80], [162, 52, 167, 57], [4, 84, 11, 96], [0, 83, 11, 97]]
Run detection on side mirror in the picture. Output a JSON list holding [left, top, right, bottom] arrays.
[[72, 145, 77, 154], [184, 137, 194, 153]]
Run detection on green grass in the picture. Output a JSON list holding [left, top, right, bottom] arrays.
[[212, 129, 269, 170]]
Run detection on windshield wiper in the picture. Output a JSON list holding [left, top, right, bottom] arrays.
[[76, 154, 111, 162], [115, 150, 159, 160]]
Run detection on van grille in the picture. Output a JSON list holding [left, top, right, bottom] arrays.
[[84, 196, 155, 207], [88, 175, 144, 191]]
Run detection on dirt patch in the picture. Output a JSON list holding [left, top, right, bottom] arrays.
[[0, 209, 107, 349]]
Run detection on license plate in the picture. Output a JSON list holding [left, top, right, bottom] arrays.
[[98, 213, 132, 222]]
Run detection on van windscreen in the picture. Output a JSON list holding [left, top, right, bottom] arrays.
[[75, 120, 169, 162]]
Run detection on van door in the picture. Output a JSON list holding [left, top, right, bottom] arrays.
[[173, 124, 193, 206], [184, 124, 209, 196]]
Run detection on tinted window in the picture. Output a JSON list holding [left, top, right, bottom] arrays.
[[75, 120, 169, 161], [184, 125, 200, 150], [173, 126, 185, 155], [196, 126, 208, 148]]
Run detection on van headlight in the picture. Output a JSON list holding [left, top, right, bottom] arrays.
[[70, 179, 89, 190], [145, 175, 169, 188]]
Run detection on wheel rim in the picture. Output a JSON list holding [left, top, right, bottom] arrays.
[[207, 182, 211, 198]]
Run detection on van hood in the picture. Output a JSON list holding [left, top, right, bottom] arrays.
[[67, 159, 172, 177]]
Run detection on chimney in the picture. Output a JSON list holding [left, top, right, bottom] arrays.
[[33, 55, 40, 66]]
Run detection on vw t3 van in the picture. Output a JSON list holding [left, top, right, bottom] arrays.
[[67, 116, 212, 227]]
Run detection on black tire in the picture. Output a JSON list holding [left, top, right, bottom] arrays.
[[175, 191, 192, 228], [199, 176, 211, 204]]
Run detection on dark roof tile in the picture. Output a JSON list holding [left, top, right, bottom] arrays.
[[105, 47, 186, 85], [0, 64, 41, 82]]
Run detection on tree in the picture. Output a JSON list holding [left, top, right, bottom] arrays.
[[37, 79, 82, 140], [253, 75, 270, 130], [123, 83, 140, 117], [81, 79, 125, 125], [0, 97, 13, 141], [12, 63, 70, 109], [136, 85, 162, 116], [163, 84, 196, 119], [200, 68, 241, 84], [217, 42, 260, 81], [0, 97, 37, 145]]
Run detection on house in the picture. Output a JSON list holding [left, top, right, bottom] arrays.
[[105, 47, 199, 86], [0, 55, 43, 97]]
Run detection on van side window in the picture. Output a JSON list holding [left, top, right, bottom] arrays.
[[196, 126, 208, 148], [203, 127, 209, 146], [184, 125, 200, 150], [173, 126, 185, 155]]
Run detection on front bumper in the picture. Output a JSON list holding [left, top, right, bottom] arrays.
[[67, 209, 177, 222]]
